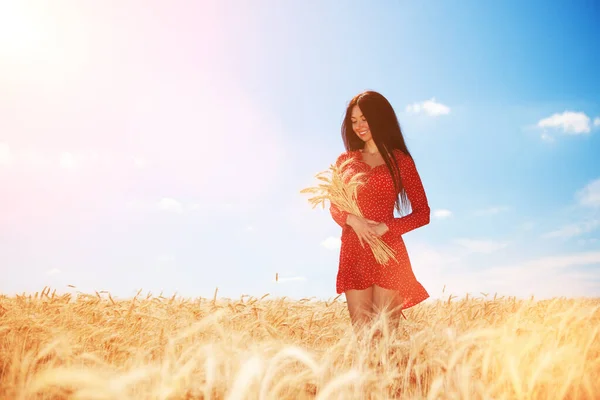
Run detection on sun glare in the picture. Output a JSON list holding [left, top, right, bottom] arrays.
[[59, 152, 76, 169], [0, 2, 90, 84], [0, 3, 46, 61], [0, 143, 12, 165]]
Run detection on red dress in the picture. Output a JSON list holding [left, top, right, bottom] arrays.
[[329, 149, 430, 310]]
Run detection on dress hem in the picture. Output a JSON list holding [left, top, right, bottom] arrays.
[[336, 282, 430, 310]]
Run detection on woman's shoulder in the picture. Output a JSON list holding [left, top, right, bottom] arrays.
[[334, 149, 359, 165], [391, 148, 417, 169], [391, 148, 410, 161]]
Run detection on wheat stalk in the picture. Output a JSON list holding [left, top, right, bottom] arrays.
[[300, 158, 397, 265], [2, 287, 599, 399]]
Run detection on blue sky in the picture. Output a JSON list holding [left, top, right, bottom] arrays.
[[1, 0, 599, 301]]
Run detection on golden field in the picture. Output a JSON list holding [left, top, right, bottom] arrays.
[[1, 286, 599, 400]]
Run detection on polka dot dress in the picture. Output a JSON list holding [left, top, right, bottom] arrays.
[[329, 149, 430, 310]]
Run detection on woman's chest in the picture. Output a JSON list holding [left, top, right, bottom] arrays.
[[345, 162, 397, 197]]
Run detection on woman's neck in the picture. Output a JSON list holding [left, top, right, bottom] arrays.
[[363, 140, 379, 155]]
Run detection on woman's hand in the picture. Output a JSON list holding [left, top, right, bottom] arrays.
[[347, 215, 380, 248], [369, 221, 390, 237]]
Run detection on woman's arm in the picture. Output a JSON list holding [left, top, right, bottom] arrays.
[[328, 151, 353, 227], [382, 152, 430, 237], [330, 203, 350, 227]]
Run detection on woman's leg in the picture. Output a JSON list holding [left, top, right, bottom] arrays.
[[372, 284, 403, 332], [345, 286, 374, 332]]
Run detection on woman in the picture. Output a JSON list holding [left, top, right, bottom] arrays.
[[329, 90, 430, 332]]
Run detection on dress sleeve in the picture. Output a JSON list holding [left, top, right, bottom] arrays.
[[330, 203, 349, 227], [382, 152, 430, 237], [329, 152, 351, 228]]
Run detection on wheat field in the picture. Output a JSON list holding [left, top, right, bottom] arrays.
[[1, 286, 599, 400]]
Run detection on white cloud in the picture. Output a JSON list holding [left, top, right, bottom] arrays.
[[487, 251, 600, 275], [433, 209, 452, 219], [405, 98, 450, 117], [409, 241, 462, 270], [577, 178, 600, 208], [594, 117, 600, 127], [321, 236, 341, 250], [476, 251, 600, 299], [0, 142, 13, 165], [454, 238, 509, 254], [578, 238, 598, 246], [473, 206, 509, 216], [392, 240, 600, 300], [543, 219, 600, 239], [47, 268, 61, 276], [543, 178, 600, 239], [157, 198, 183, 214], [537, 111, 591, 134], [399, 240, 466, 299]]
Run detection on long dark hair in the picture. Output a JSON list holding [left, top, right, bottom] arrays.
[[341, 90, 411, 214]]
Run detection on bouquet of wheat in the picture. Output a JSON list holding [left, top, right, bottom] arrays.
[[300, 158, 397, 265]]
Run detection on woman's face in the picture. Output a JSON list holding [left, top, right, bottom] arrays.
[[351, 105, 372, 142]]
